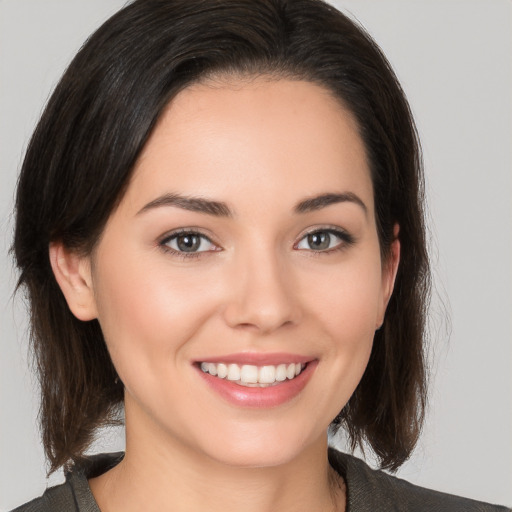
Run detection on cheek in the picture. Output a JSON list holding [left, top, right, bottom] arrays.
[[90, 249, 221, 384], [301, 254, 383, 410], [308, 253, 384, 342]]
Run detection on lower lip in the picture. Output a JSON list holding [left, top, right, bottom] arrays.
[[195, 361, 317, 408]]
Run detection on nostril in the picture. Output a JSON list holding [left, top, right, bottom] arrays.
[[221, 271, 302, 332]]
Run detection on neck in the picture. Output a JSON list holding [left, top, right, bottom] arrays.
[[90, 414, 345, 512]]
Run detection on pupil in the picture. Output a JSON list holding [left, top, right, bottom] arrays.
[[177, 234, 200, 252], [308, 232, 330, 250]]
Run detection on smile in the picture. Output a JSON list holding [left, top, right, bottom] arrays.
[[195, 354, 317, 407], [200, 362, 306, 387]]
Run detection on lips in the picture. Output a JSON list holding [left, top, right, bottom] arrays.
[[194, 353, 317, 408]]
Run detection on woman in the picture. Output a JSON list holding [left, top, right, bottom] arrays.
[[7, 0, 510, 510]]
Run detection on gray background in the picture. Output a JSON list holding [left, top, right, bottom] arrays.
[[1, 0, 510, 509]]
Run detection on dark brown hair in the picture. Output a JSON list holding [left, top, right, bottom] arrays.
[[13, 0, 429, 473]]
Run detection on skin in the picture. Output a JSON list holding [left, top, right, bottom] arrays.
[[51, 77, 399, 512]]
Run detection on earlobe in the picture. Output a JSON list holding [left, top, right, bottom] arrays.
[[376, 224, 401, 329], [49, 242, 98, 321]]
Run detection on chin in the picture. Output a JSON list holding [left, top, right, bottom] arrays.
[[195, 421, 325, 469], [208, 444, 303, 469]]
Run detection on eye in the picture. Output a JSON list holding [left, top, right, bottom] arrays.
[[295, 229, 353, 252], [161, 231, 218, 254]]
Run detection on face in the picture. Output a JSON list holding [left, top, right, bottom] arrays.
[[71, 78, 398, 468]]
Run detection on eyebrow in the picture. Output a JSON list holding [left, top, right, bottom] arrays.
[[137, 191, 367, 218], [294, 192, 368, 215], [137, 193, 233, 217]]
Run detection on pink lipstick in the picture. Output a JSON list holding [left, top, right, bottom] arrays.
[[194, 353, 317, 408]]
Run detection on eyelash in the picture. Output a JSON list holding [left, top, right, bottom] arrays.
[[158, 227, 355, 259], [294, 227, 355, 255], [159, 229, 219, 260]]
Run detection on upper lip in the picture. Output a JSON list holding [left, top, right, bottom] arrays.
[[194, 352, 314, 366]]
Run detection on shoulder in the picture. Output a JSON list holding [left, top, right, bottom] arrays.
[[10, 453, 123, 512], [328, 448, 511, 512], [10, 481, 76, 512]]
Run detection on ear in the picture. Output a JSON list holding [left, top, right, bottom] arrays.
[[49, 242, 98, 321], [376, 223, 401, 329]]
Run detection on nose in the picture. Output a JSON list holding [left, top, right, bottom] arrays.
[[222, 247, 302, 334]]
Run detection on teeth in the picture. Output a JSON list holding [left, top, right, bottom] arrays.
[[227, 364, 240, 381], [217, 363, 228, 379], [275, 364, 287, 382], [259, 365, 276, 384], [240, 365, 258, 384], [200, 362, 306, 386]]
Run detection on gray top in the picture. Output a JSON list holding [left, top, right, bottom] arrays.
[[12, 449, 511, 511]]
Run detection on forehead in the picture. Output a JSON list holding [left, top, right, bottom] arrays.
[[126, 77, 373, 216]]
